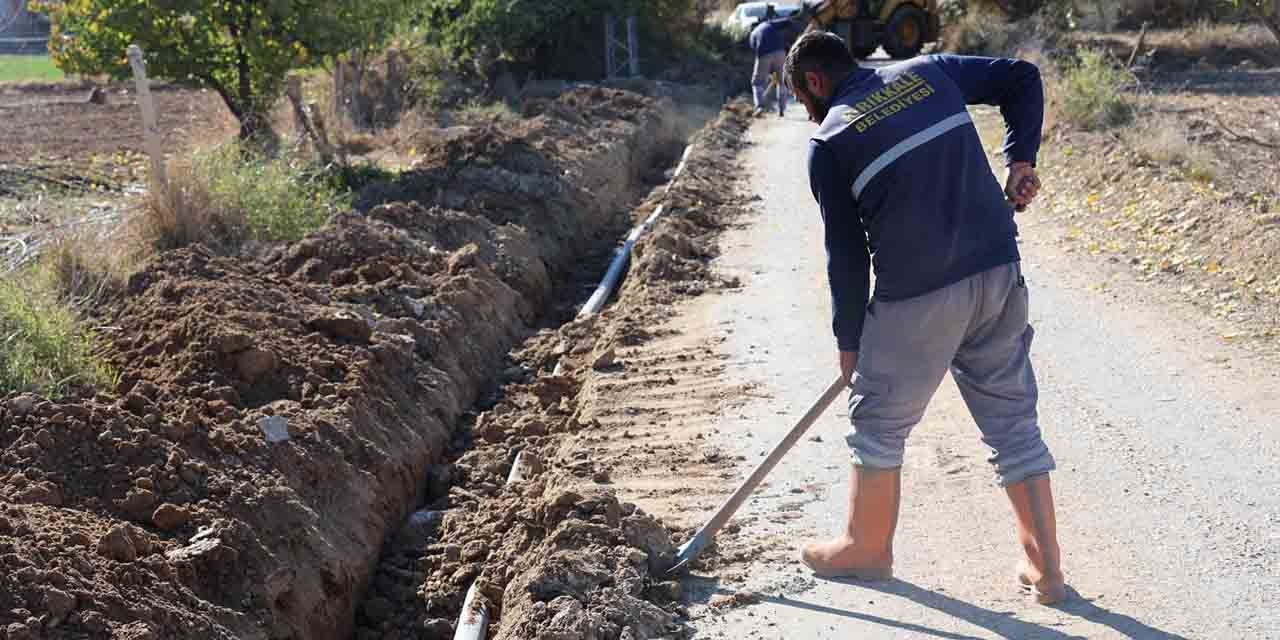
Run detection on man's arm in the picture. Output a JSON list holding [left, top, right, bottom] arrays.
[[929, 54, 1044, 168], [808, 141, 871, 381]]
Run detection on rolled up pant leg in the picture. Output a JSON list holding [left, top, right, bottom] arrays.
[[951, 263, 1056, 486]]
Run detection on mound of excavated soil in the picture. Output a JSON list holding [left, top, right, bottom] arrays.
[[1, 86, 688, 639], [359, 86, 685, 269], [624, 105, 752, 305]]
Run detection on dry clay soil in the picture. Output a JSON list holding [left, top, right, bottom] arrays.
[[0, 83, 237, 198], [0, 84, 753, 640]]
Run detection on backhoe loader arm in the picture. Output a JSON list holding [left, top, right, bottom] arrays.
[[803, 0, 875, 33], [803, 0, 847, 32]]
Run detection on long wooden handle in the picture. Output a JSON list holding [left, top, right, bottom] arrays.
[[697, 376, 846, 541]]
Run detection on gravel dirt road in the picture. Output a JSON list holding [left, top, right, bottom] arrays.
[[621, 103, 1279, 639]]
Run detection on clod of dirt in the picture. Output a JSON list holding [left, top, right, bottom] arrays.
[[214, 330, 254, 354], [308, 308, 373, 343], [118, 487, 159, 519], [97, 524, 147, 563], [4, 622, 33, 640], [6, 395, 37, 416], [44, 586, 77, 626], [152, 503, 192, 531], [709, 590, 763, 610], [591, 346, 618, 370], [235, 347, 278, 382], [15, 481, 62, 507]]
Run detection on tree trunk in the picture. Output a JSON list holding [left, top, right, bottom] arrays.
[[219, 12, 274, 149], [347, 50, 368, 131]]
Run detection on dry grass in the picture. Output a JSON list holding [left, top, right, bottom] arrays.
[[39, 231, 135, 307], [943, 9, 1024, 55], [141, 161, 247, 252], [1167, 20, 1274, 52], [1127, 116, 1219, 183], [139, 145, 349, 252], [1067, 23, 1277, 71]]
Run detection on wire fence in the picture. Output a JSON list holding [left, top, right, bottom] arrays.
[[0, 0, 49, 53], [0, 0, 24, 34]]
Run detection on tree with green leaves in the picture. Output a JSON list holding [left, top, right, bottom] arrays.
[[39, 0, 408, 144]]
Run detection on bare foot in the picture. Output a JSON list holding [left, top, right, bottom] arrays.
[[799, 535, 893, 580], [1017, 560, 1068, 605]]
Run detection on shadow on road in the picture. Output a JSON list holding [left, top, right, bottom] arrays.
[[840, 578, 1192, 640], [752, 592, 988, 639], [1049, 588, 1194, 640], [686, 573, 1193, 639]]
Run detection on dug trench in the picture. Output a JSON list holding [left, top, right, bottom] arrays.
[[349, 104, 753, 640], [0, 84, 748, 640]]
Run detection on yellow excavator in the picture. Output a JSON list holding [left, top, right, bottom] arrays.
[[797, 0, 942, 59]]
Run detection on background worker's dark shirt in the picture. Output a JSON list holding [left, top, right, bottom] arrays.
[[807, 54, 1044, 351], [750, 19, 789, 57]]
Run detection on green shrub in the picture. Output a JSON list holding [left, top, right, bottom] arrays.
[[0, 273, 115, 396], [413, 0, 702, 79], [144, 145, 352, 250], [1057, 49, 1133, 130], [198, 146, 347, 243], [395, 41, 455, 108], [457, 99, 520, 124]]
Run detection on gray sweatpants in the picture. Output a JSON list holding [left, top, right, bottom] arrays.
[[846, 262, 1055, 486], [752, 51, 787, 112]]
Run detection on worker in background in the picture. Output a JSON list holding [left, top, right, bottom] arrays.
[[783, 30, 1068, 604], [749, 7, 790, 118]]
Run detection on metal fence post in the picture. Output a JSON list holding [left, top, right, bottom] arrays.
[[626, 16, 639, 76], [604, 14, 614, 78], [604, 14, 639, 79]]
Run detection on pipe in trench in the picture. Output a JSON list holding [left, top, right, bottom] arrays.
[[456, 142, 697, 634], [578, 143, 694, 320], [452, 582, 489, 640], [551, 143, 695, 377]]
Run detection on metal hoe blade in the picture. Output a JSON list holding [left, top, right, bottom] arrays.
[[667, 376, 846, 575]]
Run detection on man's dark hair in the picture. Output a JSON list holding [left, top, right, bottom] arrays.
[[784, 31, 856, 94]]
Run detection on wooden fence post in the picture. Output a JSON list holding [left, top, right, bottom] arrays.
[[126, 45, 167, 193], [286, 76, 337, 165]]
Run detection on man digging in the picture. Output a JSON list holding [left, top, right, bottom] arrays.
[[784, 32, 1068, 604]]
